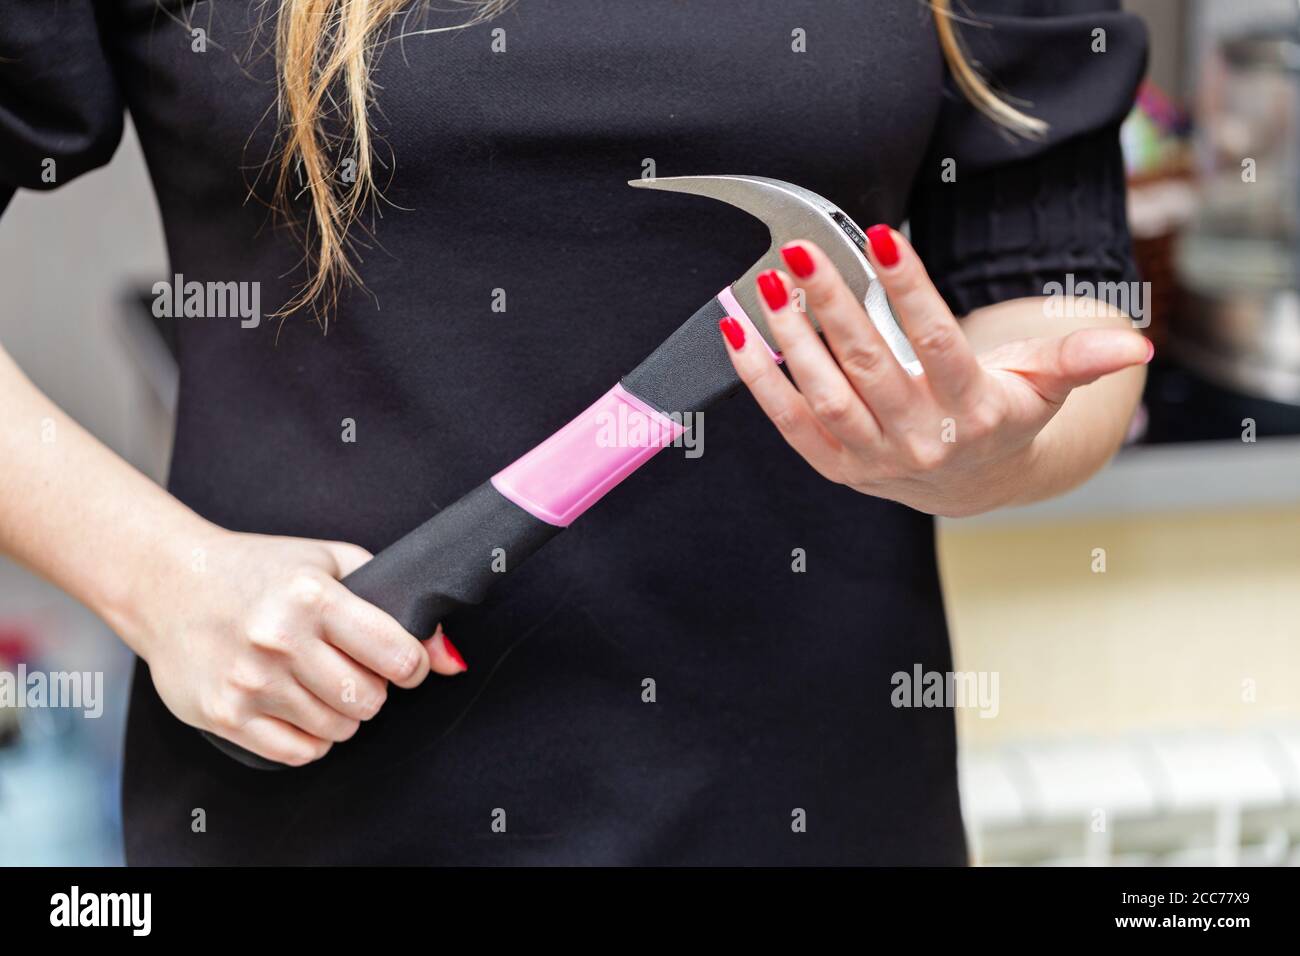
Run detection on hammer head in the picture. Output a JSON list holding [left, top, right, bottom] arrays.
[[629, 175, 920, 374]]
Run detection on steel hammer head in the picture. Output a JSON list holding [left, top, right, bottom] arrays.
[[628, 175, 920, 373]]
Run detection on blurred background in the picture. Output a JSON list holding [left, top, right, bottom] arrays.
[[945, 0, 1300, 865], [2, 0, 1300, 865]]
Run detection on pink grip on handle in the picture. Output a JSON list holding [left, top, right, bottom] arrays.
[[491, 383, 685, 527]]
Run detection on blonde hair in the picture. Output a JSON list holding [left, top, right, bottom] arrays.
[[931, 0, 1048, 137], [272, 0, 1042, 320]]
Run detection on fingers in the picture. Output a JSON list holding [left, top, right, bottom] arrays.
[[320, 580, 467, 682], [862, 225, 982, 407], [291, 638, 391, 722], [752, 268, 881, 448], [226, 715, 332, 768], [320, 581, 431, 689], [259, 681, 361, 743], [265, 621, 466, 747], [425, 625, 469, 677], [279, 622, 464, 743], [315, 543, 468, 681], [778, 241, 916, 424], [986, 328, 1153, 405], [718, 313, 847, 481]]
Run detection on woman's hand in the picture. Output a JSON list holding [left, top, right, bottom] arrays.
[[0, 346, 466, 766], [719, 226, 1151, 518], [121, 529, 467, 766]]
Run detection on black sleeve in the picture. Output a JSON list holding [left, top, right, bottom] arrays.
[[907, 0, 1148, 317], [0, 0, 126, 215]]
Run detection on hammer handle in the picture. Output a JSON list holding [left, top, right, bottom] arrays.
[[203, 290, 757, 770]]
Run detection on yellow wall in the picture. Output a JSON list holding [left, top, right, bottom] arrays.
[[937, 507, 1300, 747]]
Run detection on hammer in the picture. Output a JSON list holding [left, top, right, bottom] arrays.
[[205, 174, 920, 768]]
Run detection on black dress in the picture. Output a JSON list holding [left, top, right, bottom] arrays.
[[0, 0, 1145, 864]]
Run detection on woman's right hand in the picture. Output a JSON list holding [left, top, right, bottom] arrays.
[[121, 528, 467, 766]]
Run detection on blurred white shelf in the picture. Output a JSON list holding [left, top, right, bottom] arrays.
[[961, 725, 1300, 866], [943, 436, 1300, 529]]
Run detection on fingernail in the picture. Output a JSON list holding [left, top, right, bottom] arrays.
[[1144, 338, 1155, 364], [780, 244, 815, 279], [757, 270, 788, 310], [441, 632, 468, 672], [719, 316, 746, 350], [865, 224, 899, 268]]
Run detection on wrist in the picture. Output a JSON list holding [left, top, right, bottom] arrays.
[[97, 512, 228, 661], [996, 432, 1053, 511], [940, 436, 1045, 518]]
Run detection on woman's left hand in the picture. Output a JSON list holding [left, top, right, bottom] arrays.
[[719, 226, 1152, 518]]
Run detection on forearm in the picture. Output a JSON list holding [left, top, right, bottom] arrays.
[[0, 343, 217, 652], [961, 296, 1146, 508]]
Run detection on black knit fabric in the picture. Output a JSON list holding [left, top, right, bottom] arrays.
[[909, 0, 1147, 315]]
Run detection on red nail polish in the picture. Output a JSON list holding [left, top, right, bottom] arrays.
[[1144, 338, 1155, 364], [719, 316, 746, 350], [865, 224, 899, 268], [757, 270, 788, 311], [441, 632, 468, 671], [781, 244, 815, 279]]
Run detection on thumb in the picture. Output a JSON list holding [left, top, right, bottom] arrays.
[[985, 328, 1152, 405]]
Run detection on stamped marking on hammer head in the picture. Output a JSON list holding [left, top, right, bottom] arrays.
[[629, 174, 921, 374]]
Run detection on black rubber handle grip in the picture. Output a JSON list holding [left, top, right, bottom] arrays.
[[338, 481, 561, 636], [202, 481, 561, 770], [621, 295, 738, 412]]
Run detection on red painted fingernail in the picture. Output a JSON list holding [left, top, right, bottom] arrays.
[[1144, 338, 1155, 364], [719, 316, 746, 350], [441, 632, 468, 671], [757, 270, 788, 310], [865, 224, 899, 268], [780, 244, 815, 279]]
